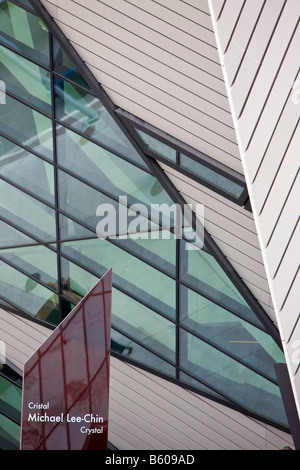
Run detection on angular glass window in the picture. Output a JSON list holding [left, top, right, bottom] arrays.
[[56, 125, 172, 208], [179, 329, 288, 428], [135, 128, 177, 163], [0, 95, 53, 160], [0, 244, 58, 293], [0, 1, 49, 66], [54, 80, 148, 168], [180, 154, 245, 199], [52, 36, 90, 89], [10, 0, 35, 11], [0, 413, 20, 450], [179, 285, 284, 382], [0, 220, 36, 249], [0, 136, 55, 205], [111, 328, 176, 378], [0, 45, 51, 114], [0, 180, 56, 243], [0, 374, 22, 424], [112, 289, 176, 364], [0, 260, 59, 325], [61, 238, 176, 320]]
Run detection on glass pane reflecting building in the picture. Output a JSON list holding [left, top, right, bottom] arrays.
[[0, 0, 294, 450]]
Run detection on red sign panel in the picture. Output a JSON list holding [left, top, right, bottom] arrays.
[[20, 269, 112, 450]]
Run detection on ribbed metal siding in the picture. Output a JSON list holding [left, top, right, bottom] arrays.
[[210, 0, 300, 416], [0, 312, 294, 449]]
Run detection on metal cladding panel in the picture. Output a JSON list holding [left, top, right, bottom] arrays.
[[209, 0, 300, 418], [20, 269, 112, 450]]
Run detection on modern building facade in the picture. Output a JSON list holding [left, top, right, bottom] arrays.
[[0, 0, 299, 450]]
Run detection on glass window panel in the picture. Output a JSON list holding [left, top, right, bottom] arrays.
[[61, 238, 176, 319], [0, 413, 20, 450], [179, 330, 288, 427], [180, 286, 285, 382], [60, 257, 98, 302], [0, 180, 56, 242], [52, 36, 90, 89], [0, 137, 55, 204], [58, 169, 121, 234], [115, 236, 176, 277], [0, 95, 53, 160], [179, 371, 226, 400], [180, 240, 264, 328], [0, 45, 51, 114], [0, 245, 58, 291], [59, 214, 96, 241], [180, 154, 245, 199], [0, 260, 59, 326], [55, 81, 148, 167], [56, 125, 171, 207], [111, 328, 176, 378], [135, 128, 177, 163], [59, 215, 176, 276], [0, 1, 49, 66]]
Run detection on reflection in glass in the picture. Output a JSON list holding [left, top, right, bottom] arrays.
[[55, 80, 148, 167], [0, 45, 51, 114], [0, 95, 53, 160], [179, 329, 288, 427], [112, 289, 176, 363], [180, 240, 264, 328], [0, 374, 22, 424], [0, 220, 36, 249], [180, 285, 284, 381], [0, 137, 55, 204], [0, 179, 56, 242], [52, 36, 90, 89], [0, 244, 58, 292], [61, 238, 176, 319], [111, 328, 176, 377], [180, 154, 244, 198], [0, 413, 20, 450], [0, 1, 49, 66], [136, 128, 177, 162], [0, 260, 59, 325], [56, 125, 169, 207], [21, 271, 112, 450], [60, 257, 175, 363]]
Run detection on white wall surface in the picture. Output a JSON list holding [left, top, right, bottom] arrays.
[[209, 0, 300, 418]]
